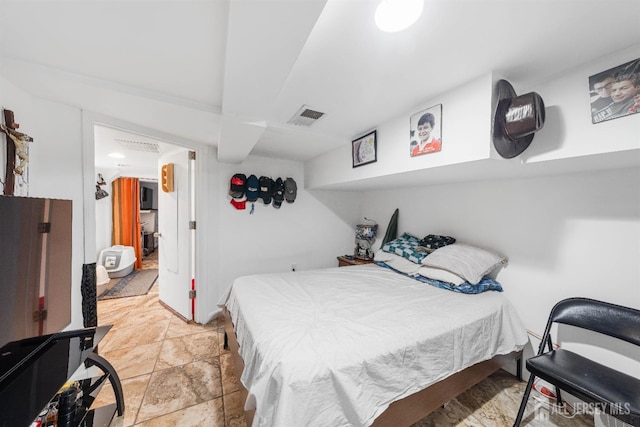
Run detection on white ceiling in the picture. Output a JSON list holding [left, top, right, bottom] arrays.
[[1, 0, 639, 173], [93, 124, 181, 179]]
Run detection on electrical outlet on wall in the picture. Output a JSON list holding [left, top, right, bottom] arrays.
[[291, 264, 297, 272]]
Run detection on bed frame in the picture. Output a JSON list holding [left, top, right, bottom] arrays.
[[222, 309, 522, 427]]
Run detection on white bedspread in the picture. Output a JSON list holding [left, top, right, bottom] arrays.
[[222, 264, 528, 427]]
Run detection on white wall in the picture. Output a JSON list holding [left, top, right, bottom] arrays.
[[517, 44, 640, 163], [302, 44, 640, 330], [306, 45, 640, 190], [306, 73, 494, 188], [215, 155, 361, 306], [1, 75, 86, 330], [362, 167, 640, 330]]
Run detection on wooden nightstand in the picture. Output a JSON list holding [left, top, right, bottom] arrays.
[[337, 255, 375, 267]]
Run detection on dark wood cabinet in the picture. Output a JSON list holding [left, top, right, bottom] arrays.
[[337, 255, 375, 267], [143, 232, 156, 256]]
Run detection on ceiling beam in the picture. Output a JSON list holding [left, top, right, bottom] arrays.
[[217, 0, 327, 162], [217, 116, 266, 163]]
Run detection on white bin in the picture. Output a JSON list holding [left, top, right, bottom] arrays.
[[96, 265, 110, 285], [98, 245, 136, 278]]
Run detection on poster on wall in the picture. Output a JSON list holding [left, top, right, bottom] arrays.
[[589, 58, 640, 124], [410, 104, 442, 157], [352, 130, 377, 168]]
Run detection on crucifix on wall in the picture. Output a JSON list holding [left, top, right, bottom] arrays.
[[1, 109, 34, 196]]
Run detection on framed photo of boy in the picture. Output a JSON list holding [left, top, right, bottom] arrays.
[[589, 58, 640, 124], [352, 130, 377, 168], [410, 104, 442, 157]]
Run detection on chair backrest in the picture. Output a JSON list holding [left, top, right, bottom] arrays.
[[550, 297, 640, 347]]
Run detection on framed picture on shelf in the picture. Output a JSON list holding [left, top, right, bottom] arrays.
[[589, 57, 639, 124], [410, 104, 442, 157], [352, 130, 377, 167]]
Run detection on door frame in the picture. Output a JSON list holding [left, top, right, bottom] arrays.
[[81, 111, 214, 324]]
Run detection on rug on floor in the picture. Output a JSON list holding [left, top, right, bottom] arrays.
[[98, 269, 158, 300]]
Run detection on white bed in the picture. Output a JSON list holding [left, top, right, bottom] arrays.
[[221, 263, 528, 427]]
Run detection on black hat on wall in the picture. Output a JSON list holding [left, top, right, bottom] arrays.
[[272, 177, 285, 209], [284, 177, 297, 203], [492, 79, 546, 159], [229, 173, 246, 199], [259, 176, 273, 205], [245, 174, 259, 202]]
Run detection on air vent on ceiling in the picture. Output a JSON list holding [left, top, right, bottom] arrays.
[[115, 138, 160, 153], [287, 105, 325, 127]]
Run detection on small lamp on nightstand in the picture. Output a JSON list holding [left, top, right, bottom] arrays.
[[354, 218, 378, 260]]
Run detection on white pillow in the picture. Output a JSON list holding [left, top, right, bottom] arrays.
[[373, 249, 394, 262], [417, 266, 466, 286], [374, 251, 422, 276], [421, 243, 507, 285]]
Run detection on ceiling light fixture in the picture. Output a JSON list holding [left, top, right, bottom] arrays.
[[108, 152, 125, 158], [375, 0, 424, 33]]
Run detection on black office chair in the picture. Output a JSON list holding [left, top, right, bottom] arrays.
[[513, 297, 640, 427]]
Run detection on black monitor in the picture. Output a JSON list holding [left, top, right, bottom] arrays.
[[140, 186, 153, 210]]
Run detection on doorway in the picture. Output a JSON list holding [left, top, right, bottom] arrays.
[[92, 123, 196, 320]]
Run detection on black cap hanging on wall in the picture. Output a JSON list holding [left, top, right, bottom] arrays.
[[492, 79, 546, 158]]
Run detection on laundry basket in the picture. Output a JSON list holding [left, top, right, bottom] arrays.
[[98, 245, 136, 278]]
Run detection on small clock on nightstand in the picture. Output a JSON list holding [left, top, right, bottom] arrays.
[[337, 255, 375, 267]]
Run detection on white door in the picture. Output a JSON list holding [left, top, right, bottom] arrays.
[[157, 149, 195, 320]]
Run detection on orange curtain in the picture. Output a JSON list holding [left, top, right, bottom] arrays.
[[111, 177, 143, 270]]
